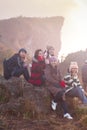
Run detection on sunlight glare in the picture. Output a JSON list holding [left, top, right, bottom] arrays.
[[59, 0, 87, 58]]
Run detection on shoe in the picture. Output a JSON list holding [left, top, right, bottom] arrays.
[[51, 100, 57, 111], [64, 113, 73, 120]]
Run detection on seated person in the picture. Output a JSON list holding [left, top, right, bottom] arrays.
[[28, 49, 45, 86], [44, 45, 55, 64], [44, 56, 73, 119], [3, 48, 30, 81], [81, 60, 87, 92], [64, 61, 87, 104]]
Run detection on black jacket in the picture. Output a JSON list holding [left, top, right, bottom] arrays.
[[3, 53, 24, 79], [82, 64, 87, 82]]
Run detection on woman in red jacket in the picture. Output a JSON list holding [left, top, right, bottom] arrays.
[[28, 49, 45, 86]]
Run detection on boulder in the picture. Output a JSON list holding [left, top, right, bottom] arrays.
[[0, 76, 51, 118]]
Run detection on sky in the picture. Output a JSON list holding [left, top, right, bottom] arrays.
[[0, 0, 87, 57]]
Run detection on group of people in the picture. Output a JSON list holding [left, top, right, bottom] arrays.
[[3, 46, 87, 120]]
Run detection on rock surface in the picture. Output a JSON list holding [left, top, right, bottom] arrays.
[[0, 76, 87, 130], [0, 16, 64, 55], [0, 76, 51, 118]]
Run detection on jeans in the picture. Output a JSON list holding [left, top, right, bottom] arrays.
[[66, 87, 87, 104], [12, 67, 29, 81], [54, 91, 69, 114]]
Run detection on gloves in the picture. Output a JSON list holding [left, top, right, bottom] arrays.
[[60, 80, 66, 88]]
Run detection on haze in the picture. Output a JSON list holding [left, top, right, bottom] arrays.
[[0, 0, 87, 56]]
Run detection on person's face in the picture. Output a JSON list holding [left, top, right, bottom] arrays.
[[37, 50, 44, 61], [49, 48, 55, 56], [19, 51, 27, 59], [71, 68, 78, 76], [38, 51, 43, 57], [50, 61, 57, 68]]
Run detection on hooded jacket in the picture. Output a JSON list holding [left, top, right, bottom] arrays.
[[82, 63, 87, 83], [3, 53, 24, 79], [28, 57, 45, 86], [44, 64, 63, 97]]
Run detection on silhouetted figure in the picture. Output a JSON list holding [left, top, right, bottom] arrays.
[[81, 60, 87, 92]]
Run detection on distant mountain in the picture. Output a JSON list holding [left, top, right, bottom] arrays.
[[0, 16, 64, 55]]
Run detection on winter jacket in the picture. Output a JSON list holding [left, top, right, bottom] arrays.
[[3, 53, 25, 79], [64, 72, 85, 94], [64, 73, 81, 88], [28, 57, 45, 86], [82, 64, 87, 83], [44, 64, 64, 97]]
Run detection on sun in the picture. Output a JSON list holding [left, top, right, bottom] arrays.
[[59, 1, 87, 58]]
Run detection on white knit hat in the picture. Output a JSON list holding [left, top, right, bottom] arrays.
[[69, 62, 78, 72]]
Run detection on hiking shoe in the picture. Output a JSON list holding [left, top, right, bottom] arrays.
[[64, 113, 73, 120], [51, 100, 57, 111]]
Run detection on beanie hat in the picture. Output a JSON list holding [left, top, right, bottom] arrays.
[[49, 56, 58, 63], [19, 48, 27, 54], [69, 62, 78, 72]]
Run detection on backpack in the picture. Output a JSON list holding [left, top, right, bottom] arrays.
[[3, 59, 11, 80]]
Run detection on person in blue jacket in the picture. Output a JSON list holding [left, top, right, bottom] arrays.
[[3, 48, 30, 81]]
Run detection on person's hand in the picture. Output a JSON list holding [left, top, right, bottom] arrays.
[[45, 59, 49, 64], [23, 57, 28, 67], [72, 82, 77, 87], [60, 80, 66, 88]]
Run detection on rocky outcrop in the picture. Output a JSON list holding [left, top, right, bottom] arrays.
[[0, 76, 51, 118], [1, 76, 87, 130], [0, 75, 87, 120], [0, 75, 84, 118], [0, 16, 64, 55]]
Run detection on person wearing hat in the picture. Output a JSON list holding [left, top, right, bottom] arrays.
[[81, 60, 87, 92], [44, 56, 73, 119], [3, 48, 30, 81], [64, 61, 87, 105]]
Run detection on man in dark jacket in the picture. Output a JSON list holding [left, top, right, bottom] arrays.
[[44, 56, 73, 119], [3, 48, 30, 81], [81, 60, 87, 92]]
